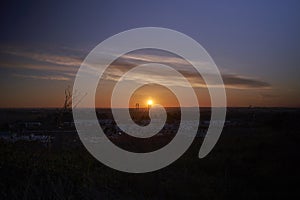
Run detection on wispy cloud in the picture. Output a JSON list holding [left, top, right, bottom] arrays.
[[102, 66, 271, 89], [1, 46, 271, 89], [0, 46, 83, 81], [223, 74, 271, 89], [2, 49, 82, 67], [101, 52, 271, 90], [13, 74, 71, 81], [1, 62, 78, 73]]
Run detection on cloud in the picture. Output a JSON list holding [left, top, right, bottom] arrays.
[[222, 74, 271, 89], [1, 62, 78, 73], [101, 66, 271, 89], [122, 52, 194, 66], [101, 61, 271, 90], [97, 50, 271, 90], [0, 46, 83, 80], [2, 49, 82, 67], [259, 93, 279, 98], [1, 46, 271, 89], [13, 74, 71, 81]]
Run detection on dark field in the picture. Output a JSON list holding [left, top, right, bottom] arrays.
[[0, 108, 299, 199]]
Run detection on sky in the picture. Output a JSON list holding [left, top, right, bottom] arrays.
[[0, 0, 299, 108]]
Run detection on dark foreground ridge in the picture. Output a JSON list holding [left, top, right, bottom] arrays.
[[0, 107, 299, 199]]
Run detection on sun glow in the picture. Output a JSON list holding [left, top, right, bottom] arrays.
[[147, 99, 153, 106]]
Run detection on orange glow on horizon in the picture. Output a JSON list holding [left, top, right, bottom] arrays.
[[147, 99, 153, 106]]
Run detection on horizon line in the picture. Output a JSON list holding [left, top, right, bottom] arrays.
[[0, 106, 300, 109]]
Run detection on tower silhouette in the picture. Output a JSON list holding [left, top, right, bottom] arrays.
[[135, 103, 139, 111]]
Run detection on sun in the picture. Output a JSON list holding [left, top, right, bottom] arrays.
[[147, 99, 153, 106]]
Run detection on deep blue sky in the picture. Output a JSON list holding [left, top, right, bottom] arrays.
[[1, 0, 300, 107]]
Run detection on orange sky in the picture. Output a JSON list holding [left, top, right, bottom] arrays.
[[0, 48, 299, 108]]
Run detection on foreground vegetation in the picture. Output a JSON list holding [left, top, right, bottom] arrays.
[[0, 109, 299, 199]]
